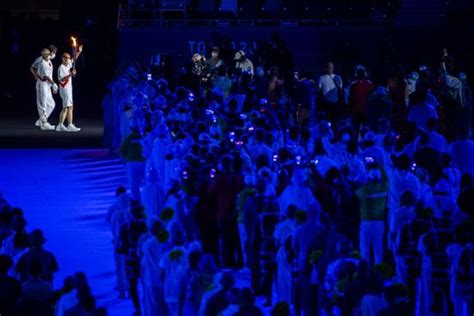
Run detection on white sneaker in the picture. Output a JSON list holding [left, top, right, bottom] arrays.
[[66, 124, 81, 132], [40, 122, 55, 130], [56, 123, 67, 132], [35, 119, 42, 127]]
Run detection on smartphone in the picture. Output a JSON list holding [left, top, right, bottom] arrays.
[[364, 157, 374, 164], [210, 168, 216, 178], [296, 155, 301, 165], [273, 154, 278, 162], [147, 74, 152, 81]]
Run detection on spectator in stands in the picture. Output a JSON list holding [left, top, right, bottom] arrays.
[[234, 51, 254, 76], [140, 221, 169, 316], [234, 287, 263, 316], [378, 283, 410, 316], [120, 118, 146, 201], [160, 227, 188, 316], [117, 201, 148, 316], [273, 205, 296, 304], [55, 273, 89, 316], [293, 203, 326, 316], [388, 65, 409, 134], [449, 131, 474, 178], [0, 254, 22, 316], [212, 66, 232, 99], [252, 178, 279, 306], [407, 88, 438, 132], [200, 271, 235, 316], [15, 229, 59, 284], [19, 260, 54, 313], [440, 56, 465, 140], [106, 186, 131, 298], [356, 166, 388, 265], [360, 276, 387, 316], [207, 47, 224, 72], [318, 62, 344, 123], [349, 65, 374, 133], [64, 286, 96, 316], [215, 155, 244, 267]]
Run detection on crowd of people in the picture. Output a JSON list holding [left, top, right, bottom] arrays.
[[103, 39, 474, 316], [0, 194, 107, 316], [106, 38, 473, 316]]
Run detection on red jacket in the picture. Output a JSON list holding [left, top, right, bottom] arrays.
[[349, 79, 374, 114]]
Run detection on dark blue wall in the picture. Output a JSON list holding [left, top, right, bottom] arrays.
[[118, 26, 474, 78]]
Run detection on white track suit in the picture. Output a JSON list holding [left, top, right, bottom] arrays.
[[58, 63, 73, 107], [35, 58, 55, 122]]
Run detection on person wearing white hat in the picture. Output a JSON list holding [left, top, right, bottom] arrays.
[[234, 50, 254, 76], [33, 48, 58, 130], [55, 46, 83, 132]]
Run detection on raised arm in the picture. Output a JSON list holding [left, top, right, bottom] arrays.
[[75, 45, 84, 60]]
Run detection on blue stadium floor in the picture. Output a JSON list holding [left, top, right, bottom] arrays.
[[0, 149, 135, 315], [0, 148, 259, 315]]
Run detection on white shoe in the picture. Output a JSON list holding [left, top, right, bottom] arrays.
[[56, 123, 67, 132], [40, 122, 55, 130], [66, 124, 81, 132], [35, 119, 42, 127]]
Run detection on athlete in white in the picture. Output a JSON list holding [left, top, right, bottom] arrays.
[[31, 45, 58, 129], [56, 47, 83, 132], [33, 49, 58, 130]]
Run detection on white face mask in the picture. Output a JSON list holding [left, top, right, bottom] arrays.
[[50, 53, 56, 60], [211, 52, 218, 58], [342, 134, 351, 142]]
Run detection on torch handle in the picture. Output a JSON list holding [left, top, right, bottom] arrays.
[[72, 46, 77, 72]]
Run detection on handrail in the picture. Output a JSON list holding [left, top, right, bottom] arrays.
[[118, 17, 390, 29]]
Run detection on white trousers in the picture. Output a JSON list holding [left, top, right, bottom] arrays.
[[360, 220, 385, 264], [238, 223, 247, 267], [113, 253, 127, 294], [59, 86, 73, 107], [36, 81, 55, 122]]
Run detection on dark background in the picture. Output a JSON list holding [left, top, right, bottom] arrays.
[[1, 0, 473, 124]]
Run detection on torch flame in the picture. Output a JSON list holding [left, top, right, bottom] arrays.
[[71, 37, 77, 47]]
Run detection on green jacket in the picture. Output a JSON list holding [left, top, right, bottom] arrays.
[[120, 131, 146, 162], [356, 182, 387, 221]]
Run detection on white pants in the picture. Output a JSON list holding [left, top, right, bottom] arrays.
[[59, 86, 73, 107], [36, 81, 55, 122], [126, 161, 146, 201], [142, 284, 165, 316], [113, 253, 127, 295], [238, 223, 247, 267], [360, 220, 384, 264]]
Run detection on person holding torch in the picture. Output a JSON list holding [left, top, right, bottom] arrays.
[[56, 37, 83, 132]]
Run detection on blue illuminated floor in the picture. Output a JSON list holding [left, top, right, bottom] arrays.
[[0, 149, 134, 315]]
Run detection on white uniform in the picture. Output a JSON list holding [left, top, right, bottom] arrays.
[[58, 63, 73, 107], [35, 58, 56, 122]]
